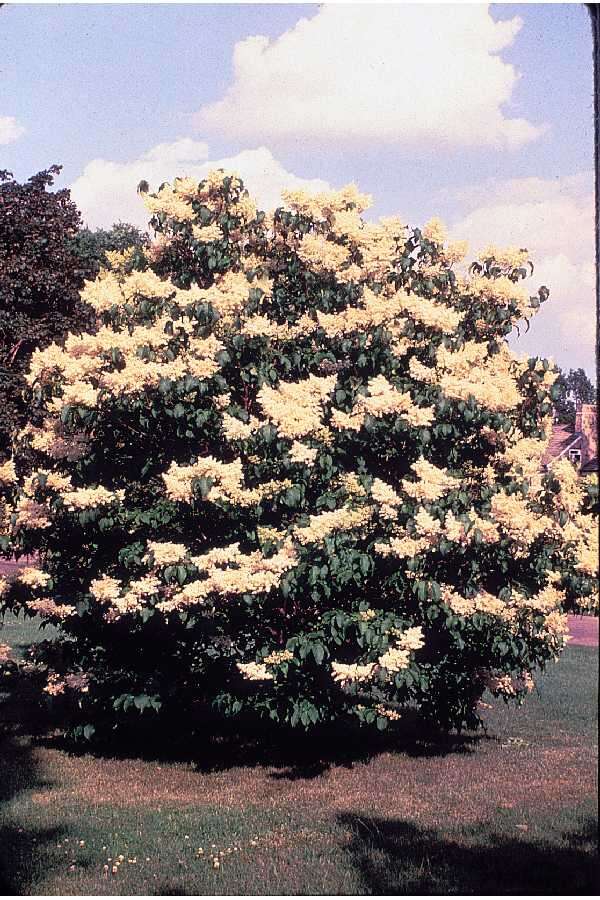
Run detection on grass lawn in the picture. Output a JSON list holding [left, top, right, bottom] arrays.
[[0, 612, 597, 895]]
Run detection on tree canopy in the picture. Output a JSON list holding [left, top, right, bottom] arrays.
[[0, 172, 597, 745]]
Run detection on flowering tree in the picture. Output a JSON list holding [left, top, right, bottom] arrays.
[[0, 173, 597, 741]]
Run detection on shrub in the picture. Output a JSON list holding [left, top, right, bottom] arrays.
[[0, 173, 597, 742]]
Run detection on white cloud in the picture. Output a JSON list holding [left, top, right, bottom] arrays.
[[69, 140, 330, 230], [450, 174, 596, 375], [195, 4, 544, 149], [0, 115, 25, 145]]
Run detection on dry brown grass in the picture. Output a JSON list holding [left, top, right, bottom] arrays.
[[25, 728, 596, 828], [1, 645, 597, 895]]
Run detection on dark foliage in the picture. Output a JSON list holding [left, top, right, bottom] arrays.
[[71, 221, 149, 280], [0, 167, 92, 455]]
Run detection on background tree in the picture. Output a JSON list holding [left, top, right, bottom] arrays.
[[552, 367, 596, 426], [0, 167, 149, 457], [71, 222, 149, 280], [0, 166, 92, 455]]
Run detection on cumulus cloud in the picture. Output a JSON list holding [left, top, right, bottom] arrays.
[[69, 140, 330, 229], [0, 115, 25, 145], [195, 4, 544, 149], [450, 174, 596, 375]]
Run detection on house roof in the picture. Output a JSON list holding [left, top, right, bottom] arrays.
[[541, 425, 582, 468], [581, 456, 598, 474]]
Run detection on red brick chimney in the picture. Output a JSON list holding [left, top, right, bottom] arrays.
[[580, 404, 597, 467], [575, 398, 583, 433]]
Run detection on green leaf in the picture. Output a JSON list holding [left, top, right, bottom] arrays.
[[312, 643, 325, 666]]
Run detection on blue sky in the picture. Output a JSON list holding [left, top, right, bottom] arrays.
[[0, 3, 596, 375]]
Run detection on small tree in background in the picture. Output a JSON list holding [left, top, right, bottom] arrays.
[[0, 173, 597, 745], [0, 167, 93, 455], [552, 367, 596, 427], [71, 222, 149, 280]]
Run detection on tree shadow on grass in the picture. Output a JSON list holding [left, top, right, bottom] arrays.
[[40, 711, 484, 783], [339, 813, 599, 895], [0, 663, 67, 895]]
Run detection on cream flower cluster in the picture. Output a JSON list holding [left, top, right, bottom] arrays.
[[495, 436, 549, 480], [221, 413, 264, 442], [87, 572, 161, 621], [0, 460, 17, 484], [374, 534, 429, 559], [439, 346, 523, 413], [241, 312, 314, 342], [27, 597, 75, 619], [441, 583, 568, 635], [331, 661, 375, 684], [294, 505, 372, 545], [28, 313, 225, 408], [422, 217, 448, 245], [80, 269, 176, 314], [16, 567, 51, 588], [490, 491, 553, 547], [155, 541, 298, 613], [281, 184, 372, 220], [378, 646, 410, 673], [289, 441, 318, 466], [44, 671, 90, 696], [21, 418, 89, 462], [468, 274, 531, 318], [146, 542, 188, 566], [549, 458, 585, 516], [257, 375, 336, 440], [236, 661, 273, 681], [162, 456, 291, 508], [488, 670, 536, 696], [402, 458, 459, 502], [378, 626, 425, 675], [478, 245, 530, 271], [90, 575, 122, 603], [409, 342, 527, 415], [192, 223, 223, 243], [314, 288, 415, 340], [14, 497, 52, 530], [444, 510, 500, 545], [60, 486, 124, 511], [370, 478, 403, 519], [355, 219, 407, 281], [297, 233, 351, 274], [332, 374, 434, 433], [263, 649, 294, 666], [142, 184, 195, 222], [374, 704, 402, 721], [398, 295, 463, 334]]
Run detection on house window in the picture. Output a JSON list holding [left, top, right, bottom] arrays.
[[568, 449, 581, 466]]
